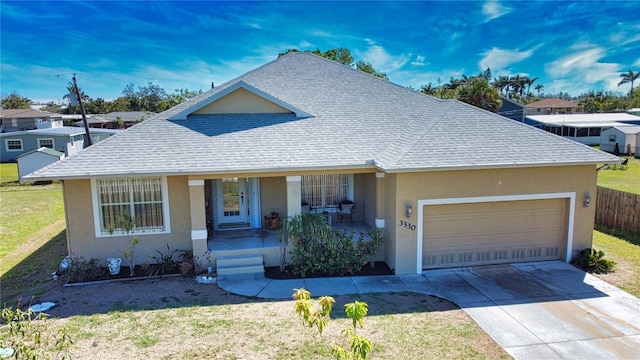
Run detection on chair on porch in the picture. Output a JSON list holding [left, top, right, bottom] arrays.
[[337, 200, 354, 223]]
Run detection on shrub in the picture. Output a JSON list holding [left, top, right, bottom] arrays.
[[293, 288, 372, 359], [572, 248, 616, 274], [282, 213, 371, 277], [146, 243, 180, 276], [0, 305, 74, 359], [65, 255, 108, 283]]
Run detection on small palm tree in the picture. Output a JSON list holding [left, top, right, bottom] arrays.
[[618, 70, 640, 108], [534, 83, 544, 97]]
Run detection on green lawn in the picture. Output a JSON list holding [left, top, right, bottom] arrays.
[[597, 155, 640, 194], [0, 184, 64, 260], [0, 163, 19, 184], [593, 226, 640, 297]]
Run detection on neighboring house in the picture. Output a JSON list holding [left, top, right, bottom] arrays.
[[526, 113, 640, 145], [525, 98, 584, 115], [79, 111, 156, 129], [0, 109, 62, 132], [497, 97, 525, 122], [17, 147, 65, 182], [26, 53, 620, 275], [627, 108, 640, 116], [0, 120, 119, 162], [600, 126, 640, 155]]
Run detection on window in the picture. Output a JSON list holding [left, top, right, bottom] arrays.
[[301, 174, 353, 210], [5, 139, 23, 151], [93, 177, 169, 236], [38, 138, 54, 149], [609, 134, 617, 142]]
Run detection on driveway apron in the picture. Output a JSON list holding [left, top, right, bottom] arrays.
[[424, 261, 640, 359]]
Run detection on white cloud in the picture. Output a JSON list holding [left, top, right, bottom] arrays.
[[633, 58, 640, 67], [479, 47, 534, 71], [411, 55, 427, 67], [482, 1, 512, 22], [359, 42, 410, 73], [544, 46, 622, 95]]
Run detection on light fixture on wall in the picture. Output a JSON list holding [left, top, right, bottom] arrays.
[[583, 192, 591, 207], [406, 204, 412, 218]]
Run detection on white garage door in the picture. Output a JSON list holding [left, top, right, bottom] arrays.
[[422, 198, 567, 269]]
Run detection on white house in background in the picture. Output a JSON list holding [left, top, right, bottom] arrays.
[[17, 147, 65, 182], [600, 126, 640, 155], [526, 113, 640, 145], [627, 108, 640, 116]]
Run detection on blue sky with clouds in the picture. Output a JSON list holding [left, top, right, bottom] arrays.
[[2, 1, 639, 103]]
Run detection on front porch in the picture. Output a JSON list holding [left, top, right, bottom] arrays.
[[207, 221, 373, 269]]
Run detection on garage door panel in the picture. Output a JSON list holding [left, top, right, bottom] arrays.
[[422, 198, 566, 269]]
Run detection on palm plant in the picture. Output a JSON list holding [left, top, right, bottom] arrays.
[[618, 70, 640, 108], [534, 83, 544, 97]]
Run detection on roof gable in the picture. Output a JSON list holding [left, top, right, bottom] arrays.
[[169, 81, 312, 120]]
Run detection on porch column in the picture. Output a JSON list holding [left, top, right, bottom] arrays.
[[189, 179, 208, 265], [286, 176, 302, 217], [375, 172, 385, 228]]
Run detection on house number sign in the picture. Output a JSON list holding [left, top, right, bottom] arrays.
[[399, 220, 416, 231]]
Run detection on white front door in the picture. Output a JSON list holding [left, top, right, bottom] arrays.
[[217, 178, 248, 226]]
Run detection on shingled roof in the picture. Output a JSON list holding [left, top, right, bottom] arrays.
[[27, 53, 619, 180]]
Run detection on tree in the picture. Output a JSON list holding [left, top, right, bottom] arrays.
[[534, 83, 544, 97], [62, 84, 90, 114], [0, 93, 32, 109], [457, 77, 502, 112], [122, 82, 169, 112], [618, 69, 640, 108], [279, 47, 387, 79], [355, 60, 388, 80]]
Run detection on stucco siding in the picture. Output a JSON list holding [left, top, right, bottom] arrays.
[[194, 88, 291, 114], [260, 176, 288, 220], [63, 176, 191, 265], [389, 165, 597, 274]]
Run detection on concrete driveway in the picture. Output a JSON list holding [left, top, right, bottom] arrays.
[[421, 261, 640, 359]]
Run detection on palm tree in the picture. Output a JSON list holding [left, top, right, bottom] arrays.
[[618, 70, 640, 108], [525, 77, 538, 98], [534, 84, 544, 97]]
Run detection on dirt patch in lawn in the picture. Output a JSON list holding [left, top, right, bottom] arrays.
[[25, 277, 508, 359]]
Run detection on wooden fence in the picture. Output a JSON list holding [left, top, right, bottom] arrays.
[[595, 186, 640, 235]]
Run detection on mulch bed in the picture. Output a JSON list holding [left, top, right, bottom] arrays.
[[264, 261, 393, 279]]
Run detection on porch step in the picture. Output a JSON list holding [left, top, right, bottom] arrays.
[[216, 254, 264, 276]]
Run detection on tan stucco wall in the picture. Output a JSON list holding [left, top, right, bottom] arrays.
[[193, 88, 291, 114], [356, 173, 376, 226], [386, 165, 598, 274], [260, 176, 288, 220], [62, 176, 192, 265]]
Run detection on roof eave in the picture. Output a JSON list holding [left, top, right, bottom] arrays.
[[381, 159, 623, 173]]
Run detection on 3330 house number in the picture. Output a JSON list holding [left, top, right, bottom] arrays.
[[399, 220, 416, 231]]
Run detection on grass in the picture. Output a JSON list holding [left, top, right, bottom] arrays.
[[50, 293, 508, 359], [0, 162, 19, 183], [592, 225, 640, 297], [597, 155, 640, 194]]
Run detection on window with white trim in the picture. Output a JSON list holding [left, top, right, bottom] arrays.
[[95, 177, 168, 235], [301, 174, 353, 210], [38, 138, 54, 149], [5, 139, 23, 151]]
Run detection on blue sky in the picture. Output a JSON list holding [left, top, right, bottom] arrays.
[[2, 1, 639, 103]]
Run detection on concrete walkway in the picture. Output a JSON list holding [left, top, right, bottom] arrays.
[[217, 261, 640, 359]]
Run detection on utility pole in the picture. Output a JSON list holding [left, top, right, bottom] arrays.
[[70, 74, 92, 146]]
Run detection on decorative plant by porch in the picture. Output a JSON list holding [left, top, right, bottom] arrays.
[[279, 213, 375, 277], [108, 212, 139, 277], [361, 228, 384, 269]]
